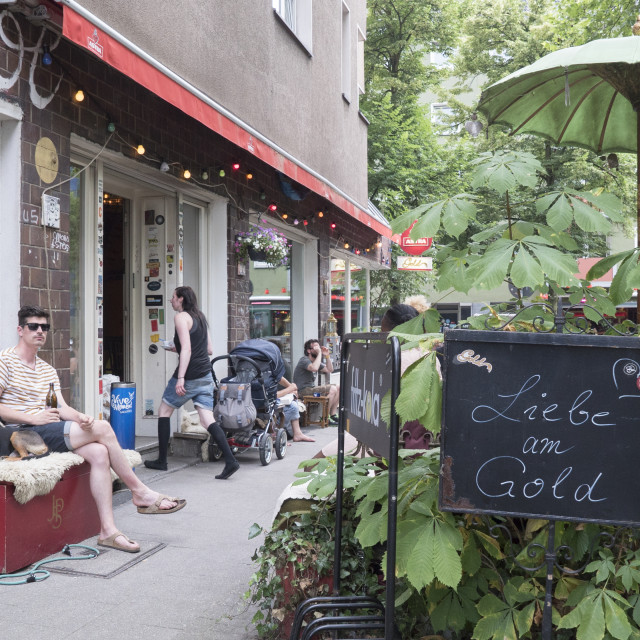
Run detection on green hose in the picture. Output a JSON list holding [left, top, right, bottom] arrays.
[[0, 543, 99, 585]]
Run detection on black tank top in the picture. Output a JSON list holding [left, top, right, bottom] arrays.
[[172, 315, 210, 380]]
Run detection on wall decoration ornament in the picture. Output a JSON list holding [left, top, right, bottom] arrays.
[[35, 136, 59, 183], [0, 11, 62, 109]]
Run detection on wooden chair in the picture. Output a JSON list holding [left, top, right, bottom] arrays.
[[301, 395, 330, 428]]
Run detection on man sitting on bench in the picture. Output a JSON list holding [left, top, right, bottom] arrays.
[[293, 338, 340, 425], [0, 305, 187, 554]]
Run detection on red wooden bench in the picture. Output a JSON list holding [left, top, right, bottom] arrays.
[[0, 462, 100, 574]]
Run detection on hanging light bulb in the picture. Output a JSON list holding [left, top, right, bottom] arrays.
[[317, 211, 324, 218], [268, 203, 277, 212], [330, 222, 336, 229], [293, 218, 299, 225], [42, 44, 52, 66], [464, 112, 484, 138], [246, 171, 253, 180], [344, 242, 350, 249], [282, 213, 288, 220], [74, 88, 85, 102], [159, 160, 170, 172], [107, 122, 116, 133], [232, 162, 240, 171], [136, 144, 145, 155], [218, 167, 226, 177], [183, 169, 191, 179], [201, 169, 209, 180]]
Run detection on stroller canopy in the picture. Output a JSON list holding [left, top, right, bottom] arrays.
[[230, 339, 286, 381]]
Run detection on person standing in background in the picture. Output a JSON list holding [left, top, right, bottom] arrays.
[[145, 286, 238, 479]]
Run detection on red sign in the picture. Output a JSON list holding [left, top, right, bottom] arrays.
[[400, 221, 432, 256]]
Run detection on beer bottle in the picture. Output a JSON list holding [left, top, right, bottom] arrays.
[[46, 382, 57, 409]]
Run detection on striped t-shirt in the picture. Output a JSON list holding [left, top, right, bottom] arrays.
[[0, 347, 60, 426]]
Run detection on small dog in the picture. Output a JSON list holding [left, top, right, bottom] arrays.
[[0, 427, 48, 461]]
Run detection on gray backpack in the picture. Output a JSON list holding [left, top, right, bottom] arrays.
[[214, 382, 256, 431]]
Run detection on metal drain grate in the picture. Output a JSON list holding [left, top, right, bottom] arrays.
[[46, 540, 166, 579]]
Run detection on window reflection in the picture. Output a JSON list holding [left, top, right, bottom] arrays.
[[330, 258, 366, 335], [249, 248, 292, 377]]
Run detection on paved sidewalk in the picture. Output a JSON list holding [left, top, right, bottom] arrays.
[[1, 425, 338, 639]]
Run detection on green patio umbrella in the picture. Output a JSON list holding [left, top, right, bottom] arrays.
[[476, 29, 640, 316]]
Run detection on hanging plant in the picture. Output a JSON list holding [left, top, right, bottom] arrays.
[[235, 226, 290, 267]]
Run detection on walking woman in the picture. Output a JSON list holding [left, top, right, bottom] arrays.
[[145, 286, 239, 479]]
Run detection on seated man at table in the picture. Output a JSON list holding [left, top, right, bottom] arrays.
[[293, 338, 340, 425], [277, 378, 314, 443], [0, 305, 187, 554]]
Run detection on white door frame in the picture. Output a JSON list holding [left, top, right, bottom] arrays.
[[71, 136, 228, 422]]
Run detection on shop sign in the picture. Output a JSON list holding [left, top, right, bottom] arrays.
[[331, 259, 363, 272], [400, 220, 432, 255], [397, 255, 432, 271]]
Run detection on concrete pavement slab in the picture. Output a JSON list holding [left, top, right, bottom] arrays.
[[0, 424, 338, 639]]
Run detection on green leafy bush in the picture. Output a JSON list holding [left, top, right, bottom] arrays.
[[246, 463, 383, 639]]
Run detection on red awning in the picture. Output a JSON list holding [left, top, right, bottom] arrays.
[[62, 5, 390, 237]]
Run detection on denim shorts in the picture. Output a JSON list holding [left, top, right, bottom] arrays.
[[162, 373, 214, 410], [22, 421, 73, 452]]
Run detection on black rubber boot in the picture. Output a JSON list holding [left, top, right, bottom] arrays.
[[144, 416, 170, 470], [208, 422, 239, 479]]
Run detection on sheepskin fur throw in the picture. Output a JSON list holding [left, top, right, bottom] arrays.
[[0, 449, 142, 504]]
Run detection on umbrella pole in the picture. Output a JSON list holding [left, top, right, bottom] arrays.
[[637, 110, 640, 324]]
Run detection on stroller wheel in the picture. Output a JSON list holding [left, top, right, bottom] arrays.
[[259, 432, 273, 466], [275, 428, 287, 460], [209, 443, 223, 461]]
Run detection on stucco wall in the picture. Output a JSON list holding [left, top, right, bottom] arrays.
[[69, 0, 369, 208]]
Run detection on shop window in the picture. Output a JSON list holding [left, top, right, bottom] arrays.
[[330, 258, 365, 335], [249, 244, 293, 378]]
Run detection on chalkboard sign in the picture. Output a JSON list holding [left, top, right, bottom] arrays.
[[343, 338, 398, 458], [439, 329, 640, 527]]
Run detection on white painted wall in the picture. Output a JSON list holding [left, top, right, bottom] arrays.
[[0, 100, 22, 347]]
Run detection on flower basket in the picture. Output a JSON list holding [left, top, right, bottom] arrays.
[[235, 226, 290, 268], [247, 247, 268, 262]]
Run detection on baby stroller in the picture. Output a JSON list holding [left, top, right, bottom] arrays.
[[210, 338, 288, 466]]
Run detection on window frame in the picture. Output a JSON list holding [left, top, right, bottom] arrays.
[[272, 0, 313, 56]]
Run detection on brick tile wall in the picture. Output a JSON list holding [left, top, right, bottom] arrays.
[[5, 12, 385, 388]]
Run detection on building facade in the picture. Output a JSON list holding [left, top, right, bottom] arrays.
[[0, 0, 390, 434]]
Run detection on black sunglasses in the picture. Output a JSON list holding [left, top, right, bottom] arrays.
[[22, 323, 51, 332]]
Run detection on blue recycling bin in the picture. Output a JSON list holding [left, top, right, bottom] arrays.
[[110, 382, 136, 450]]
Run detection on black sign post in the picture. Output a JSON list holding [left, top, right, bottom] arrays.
[[290, 333, 401, 640], [440, 328, 640, 639]]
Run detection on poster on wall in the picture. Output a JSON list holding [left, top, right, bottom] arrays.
[[97, 178, 104, 418]]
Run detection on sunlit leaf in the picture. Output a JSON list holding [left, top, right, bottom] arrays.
[[510, 245, 546, 288]]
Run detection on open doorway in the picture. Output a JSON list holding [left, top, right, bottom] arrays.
[[102, 192, 127, 380]]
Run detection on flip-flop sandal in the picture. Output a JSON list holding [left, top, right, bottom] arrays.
[[97, 531, 140, 553], [136, 494, 187, 514]]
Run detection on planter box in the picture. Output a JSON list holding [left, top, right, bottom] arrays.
[[0, 462, 100, 574], [278, 561, 333, 639]]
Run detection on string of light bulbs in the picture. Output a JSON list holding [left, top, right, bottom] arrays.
[[66, 75, 385, 260]]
